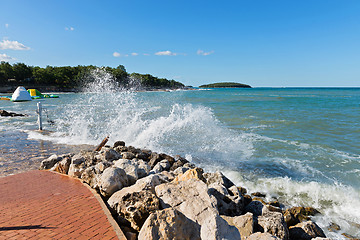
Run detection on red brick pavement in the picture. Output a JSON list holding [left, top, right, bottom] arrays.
[[0, 170, 126, 239]]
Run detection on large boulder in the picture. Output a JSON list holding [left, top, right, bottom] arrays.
[[289, 221, 326, 240], [138, 208, 201, 240], [81, 166, 99, 189], [114, 159, 151, 185], [221, 212, 254, 238], [40, 154, 63, 170], [98, 167, 128, 197], [113, 190, 160, 231], [155, 178, 240, 239], [244, 200, 269, 217], [204, 171, 235, 189], [283, 206, 320, 227], [102, 148, 122, 161], [172, 167, 206, 183], [257, 212, 289, 240]]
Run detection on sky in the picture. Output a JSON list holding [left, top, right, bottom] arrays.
[[1, 0, 360, 87]]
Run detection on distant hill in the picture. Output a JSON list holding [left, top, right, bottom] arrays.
[[199, 82, 252, 88]]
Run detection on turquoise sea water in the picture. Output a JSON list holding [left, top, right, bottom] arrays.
[[1, 84, 359, 238]]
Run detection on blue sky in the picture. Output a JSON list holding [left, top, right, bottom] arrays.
[[1, 0, 360, 87]]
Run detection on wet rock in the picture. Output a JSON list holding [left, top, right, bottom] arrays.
[[138, 208, 201, 240], [244, 200, 269, 217], [113, 190, 160, 231], [135, 151, 150, 161], [159, 153, 175, 165], [257, 212, 289, 240], [0, 109, 26, 117], [238, 186, 248, 195], [98, 167, 128, 197], [246, 232, 281, 240], [251, 192, 267, 198], [283, 206, 320, 227], [204, 171, 235, 189], [289, 220, 326, 240], [51, 156, 71, 174], [40, 154, 63, 169], [113, 141, 125, 148], [148, 153, 163, 168], [155, 178, 240, 239], [221, 212, 254, 238], [327, 222, 341, 232]]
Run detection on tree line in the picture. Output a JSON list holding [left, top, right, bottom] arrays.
[[0, 62, 184, 89]]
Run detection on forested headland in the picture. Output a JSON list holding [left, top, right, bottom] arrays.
[[199, 82, 252, 88], [0, 62, 184, 92]]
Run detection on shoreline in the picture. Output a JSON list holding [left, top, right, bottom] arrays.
[[37, 139, 342, 240]]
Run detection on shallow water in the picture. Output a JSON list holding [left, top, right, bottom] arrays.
[[1, 82, 359, 238]]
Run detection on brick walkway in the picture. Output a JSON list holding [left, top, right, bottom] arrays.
[[0, 170, 126, 239]]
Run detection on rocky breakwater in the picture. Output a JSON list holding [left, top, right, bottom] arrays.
[[40, 140, 328, 240]]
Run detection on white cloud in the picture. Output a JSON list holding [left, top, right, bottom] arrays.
[[143, 53, 150, 56], [65, 27, 75, 31], [0, 40, 30, 50], [131, 52, 138, 56], [155, 50, 177, 56], [0, 53, 15, 61], [5, 23, 9, 28], [197, 49, 214, 56], [113, 52, 121, 57]]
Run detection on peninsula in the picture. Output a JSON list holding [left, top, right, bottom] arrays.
[[199, 82, 252, 88]]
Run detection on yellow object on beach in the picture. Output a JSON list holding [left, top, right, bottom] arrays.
[[0, 97, 11, 100]]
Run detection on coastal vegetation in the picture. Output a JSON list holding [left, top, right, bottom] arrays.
[[199, 82, 252, 88], [0, 61, 184, 91]]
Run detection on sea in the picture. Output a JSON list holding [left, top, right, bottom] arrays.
[[1, 74, 359, 238]]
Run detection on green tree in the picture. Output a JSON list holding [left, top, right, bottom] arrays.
[[13, 63, 32, 81]]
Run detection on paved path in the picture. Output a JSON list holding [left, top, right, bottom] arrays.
[[0, 170, 126, 239]]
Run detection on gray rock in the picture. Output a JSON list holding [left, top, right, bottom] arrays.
[[208, 182, 245, 216], [98, 167, 128, 197], [173, 166, 191, 175], [138, 208, 201, 240], [155, 178, 240, 240], [113, 159, 151, 185], [246, 232, 281, 240], [122, 152, 136, 160], [204, 171, 235, 189], [94, 161, 112, 174], [222, 212, 254, 238], [68, 154, 86, 178], [113, 141, 125, 148], [103, 148, 122, 161], [244, 200, 269, 217], [257, 212, 289, 240], [40, 154, 62, 169], [149, 159, 170, 174], [148, 153, 163, 168], [289, 221, 326, 240]]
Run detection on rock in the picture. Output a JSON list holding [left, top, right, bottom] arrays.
[[94, 161, 112, 173], [113, 141, 125, 148], [283, 207, 320, 227], [40, 154, 62, 170], [138, 208, 201, 240], [136, 151, 150, 161], [68, 154, 86, 178], [114, 159, 150, 185], [115, 146, 128, 153], [155, 178, 240, 239], [169, 160, 186, 171], [289, 221, 326, 240], [148, 153, 163, 168], [0, 109, 26, 117], [122, 152, 136, 160], [150, 159, 170, 174], [173, 166, 191, 175], [257, 212, 289, 240], [98, 167, 128, 197], [103, 148, 122, 161], [238, 186, 248, 195], [208, 182, 244, 216], [221, 212, 254, 238], [204, 171, 235, 189], [244, 200, 269, 217], [328, 222, 341, 232], [251, 192, 266, 198], [81, 166, 99, 189], [113, 190, 160, 231], [172, 167, 206, 183], [246, 232, 281, 240], [108, 174, 167, 211], [243, 194, 253, 206], [51, 156, 71, 174], [159, 153, 175, 165]]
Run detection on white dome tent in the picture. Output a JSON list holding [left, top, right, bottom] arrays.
[[11, 86, 32, 102]]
